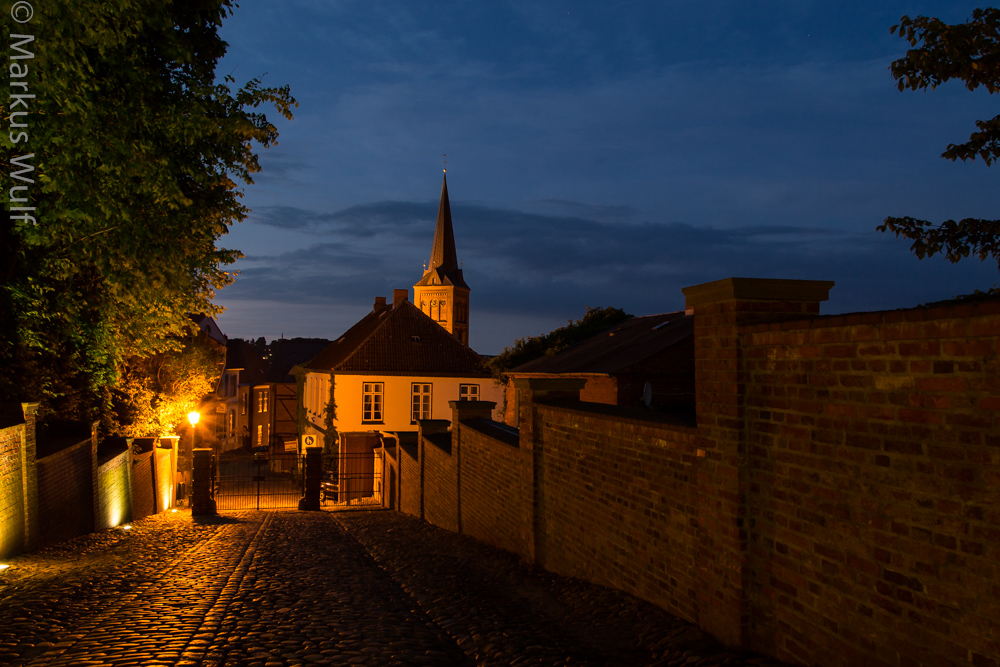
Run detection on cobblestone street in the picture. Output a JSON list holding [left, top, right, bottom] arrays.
[[0, 509, 789, 667]]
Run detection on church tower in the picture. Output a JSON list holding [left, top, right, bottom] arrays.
[[414, 173, 470, 346]]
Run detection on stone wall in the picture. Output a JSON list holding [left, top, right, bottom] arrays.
[[36, 438, 95, 548], [0, 405, 177, 558], [421, 421, 458, 533], [132, 449, 156, 521], [532, 401, 700, 622], [399, 439, 421, 518], [96, 448, 131, 531], [741, 300, 1000, 666], [0, 414, 27, 558], [399, 277, 1000, 667], [457, 417, 533, 561]]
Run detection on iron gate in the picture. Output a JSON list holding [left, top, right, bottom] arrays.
[[321, 450, 383, 508], [214, 451, 303, 510]]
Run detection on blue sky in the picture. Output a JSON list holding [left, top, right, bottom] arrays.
[[214, 1, 999, 354]]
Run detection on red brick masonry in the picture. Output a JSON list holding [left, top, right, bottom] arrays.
[[398, 278, 1000, 667]]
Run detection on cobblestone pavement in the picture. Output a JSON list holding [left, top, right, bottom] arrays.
[[0, 509, 793, 666]]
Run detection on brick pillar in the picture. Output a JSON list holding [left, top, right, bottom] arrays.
[[124, 438, 135, 525], [298, 446, 323, 511], [90, 421, 100, 532], [681, 277, 833, 647], [191, 448, 216, 516], [513, 377, 586, 568], [20, 402, 40, 551]]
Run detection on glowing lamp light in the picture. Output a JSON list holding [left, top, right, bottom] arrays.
[[0, 564, 9, 571], [187, 411, 200, 427], [121, 524, 132, 531]]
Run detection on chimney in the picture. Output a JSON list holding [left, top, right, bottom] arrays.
[[393, 289, 408, 307], [373, 296, 387, 312]]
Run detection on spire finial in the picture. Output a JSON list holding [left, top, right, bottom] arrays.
[[442, 153, 447, 173]]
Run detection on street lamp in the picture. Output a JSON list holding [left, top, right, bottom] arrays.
[[188, 411, 200, 449]]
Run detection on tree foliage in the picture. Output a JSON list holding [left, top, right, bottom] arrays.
[[0, 0, 295, 424], [878, 8, 1000, 270], [110, 332, 225, 438], [487, 306, 633, 381]]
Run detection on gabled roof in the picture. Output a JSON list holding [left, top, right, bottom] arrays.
[[266, 338, 331, 383], [511, 312, 692, 375], [189, 313, 227, 346], [415, 173, 469, 290], [225, 339, 268, 385], [306, 300, 488, 376]]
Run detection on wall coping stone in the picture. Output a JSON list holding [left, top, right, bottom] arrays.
[[740, 296, 1000, 334], [460, 418, 520, 448], [536, 398, 698, 433], [682, 277, 834, 307]]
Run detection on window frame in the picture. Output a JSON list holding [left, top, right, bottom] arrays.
[[362, 382, 384, 424], [459, 383, 480, 401], [411, 383, 432, 423]]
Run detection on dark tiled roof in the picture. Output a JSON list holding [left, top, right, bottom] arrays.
[[266, 338, 331, 383], [512, 312, 692, 375], [306, 300, 489, 376], [225, 339, 268, 385]]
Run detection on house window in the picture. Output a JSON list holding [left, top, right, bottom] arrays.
[[242, 390, 248, 415], [411, 383, 432, 422], [459, 384, 479, 401], [259, 390, 268, 413], [363, 382, 383, 423], [229, 409, 236, 435], [257, 424, 263, 447]]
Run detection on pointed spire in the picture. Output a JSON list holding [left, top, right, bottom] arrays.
[[428, 173, 459, 275]]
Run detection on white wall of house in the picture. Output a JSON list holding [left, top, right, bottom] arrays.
[[303, 371, 502, 437]]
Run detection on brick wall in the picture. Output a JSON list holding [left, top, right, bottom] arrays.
[[533, 401, 701, 622], [399, 440, 421, 518], [0, 420, 26, 559], [405, 277, 1000, 667], [96, 449, 131, 530], [132, 450, 156, 521], [421, 422, 458, 533], [154, 444, 174, 513], [458, 419, 534, 561], [36, 439, 94, 547], [741, 299, 1000, 667]]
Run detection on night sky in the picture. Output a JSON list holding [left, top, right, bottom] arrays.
[[213, 1, 999, 354]]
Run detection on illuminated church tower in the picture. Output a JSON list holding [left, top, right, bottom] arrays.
[[413, 172, 470, 346]]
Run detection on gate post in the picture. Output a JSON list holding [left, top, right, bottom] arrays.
[[298, 446, 322, 511], [191, 448, 216, 516]]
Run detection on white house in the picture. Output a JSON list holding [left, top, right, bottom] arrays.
[[301, 292, 502, 445]]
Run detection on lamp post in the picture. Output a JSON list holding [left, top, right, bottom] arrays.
[[188, 411, 200, 450]]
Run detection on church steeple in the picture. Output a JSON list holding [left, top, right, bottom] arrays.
[[429, 174, 459, 278], [414, 172, 471, 345]]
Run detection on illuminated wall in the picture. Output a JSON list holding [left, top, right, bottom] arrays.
[[0, 421, 26, 559], [95, 449, 131, 531]]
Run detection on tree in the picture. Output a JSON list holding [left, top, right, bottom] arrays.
[[111, 331, 225, 438], [877, 8, 1000, 270], [487, 306, 633, 381], [0, 1, 295, 424]]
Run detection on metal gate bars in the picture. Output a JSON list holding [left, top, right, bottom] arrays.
[[214, 451, 303, 510]]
